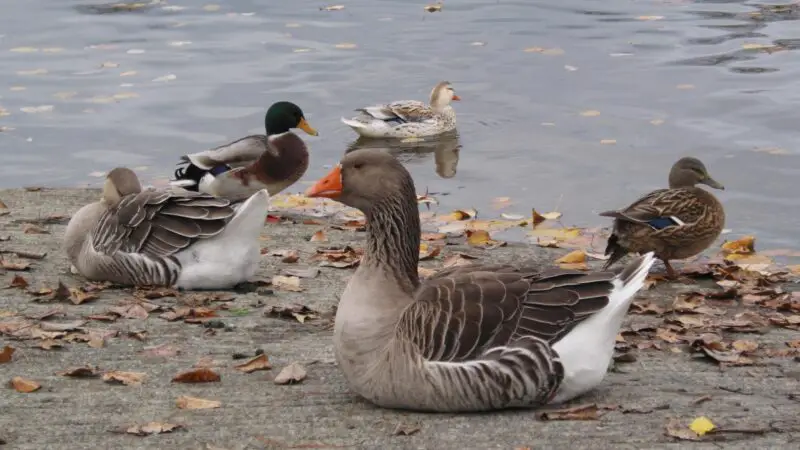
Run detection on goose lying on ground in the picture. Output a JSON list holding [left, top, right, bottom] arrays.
[[64, 167, 269, 289], [305, 148, 656, 413]]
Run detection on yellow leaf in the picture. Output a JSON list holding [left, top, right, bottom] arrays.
[[529, 227, 581, 240], [541, 211, 562, 220], [424, 4, 443, 13], [203, 4, 221, 11], [321, 5, 345, 11], [467, 230, 491, 246], [11, 376, 41, 393], [556, 250, 586, 264], [788, 265, 800, 275], [580, 110, 600, 117], [335, 43, 357, 49], [742, 43, 770, 50], [10, 47, 39, 53], [721, 235, 755, 254], [689, 416, 716, 436], [17, 69, 48, 76]]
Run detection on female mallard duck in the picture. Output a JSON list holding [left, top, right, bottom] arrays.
[[64, 167, 269, 289], [599, 157, 725, 279], [340, 81, 460, 139], [170, 101, 318, 202], [304, 148, 656, 413]]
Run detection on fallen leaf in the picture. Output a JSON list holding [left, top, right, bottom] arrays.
[[69, 288, 98, 305], [321, 5, 345, 11], [134, 287, 179, 299], [139, 344, 181, 358], [282, 267, 320, 279], [421, 232, 447, 241], [36, 339, 63, 350], [537, 403, 610, 421], [108, 304, 149, 320], [424, 3, 442, 13], [273, 362, 307, 385], [1, 260, 30, 271], [124, 422, 184, 436], [732, 340, 758, 353], [271, 275, 304, 292], [57, 366, 99, 378], [418, 243, 442, 261], [102, 371, 145, 386], [10, 376, 41, 393], [600, 139, 617, 145], [234, 354, 272, 373], [580, 110, 600, 117], [266, 303, 319, 323], [393, 423, 421, 436], [39, 320, 85, 332], [309, 230, 327, 242], [0, 345, 15, 363], [556, 250, 587, 264], [335, 43, 357, 49], [689, 416, 716, 436], [22, 223, 49, 234], [665, 418, 701, 441], [631, 301, 665, 315], [721, 236, 755, 255], [172, 368, 221, 383], [176, 395, 221, 410], [8, 275, 29, 289]]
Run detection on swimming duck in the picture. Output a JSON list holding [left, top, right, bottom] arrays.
[[599, 157, 725, 279], [305, 148, 656, 412], [340, 81, 460, 139], [64, 167, 269, 289], [171, 101, 318, 202]]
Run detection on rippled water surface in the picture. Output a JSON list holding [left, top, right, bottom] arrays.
[[1, 0, 798, 248]]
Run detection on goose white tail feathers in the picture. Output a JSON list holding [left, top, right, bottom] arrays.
[[169, 179, 198, 188], [549, 251, 655, 404]]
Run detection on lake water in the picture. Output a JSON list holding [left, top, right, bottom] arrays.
[[1, 0, 798, 250]]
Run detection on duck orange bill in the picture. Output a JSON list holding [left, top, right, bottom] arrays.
[[297, 117, 319, 136], [305, 165, 342, 198], [452, 94, 461, 101]]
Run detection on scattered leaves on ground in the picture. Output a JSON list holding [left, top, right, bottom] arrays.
[[172, 368, 221, 384], [10, 376, 41, 393], [102, 371, 145, 386], [57, 366, 99, 378]]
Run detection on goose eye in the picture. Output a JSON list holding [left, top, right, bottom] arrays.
[[354, 163, 364, 170]]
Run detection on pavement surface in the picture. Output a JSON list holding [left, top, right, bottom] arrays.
[[1, 188, 799, 450]]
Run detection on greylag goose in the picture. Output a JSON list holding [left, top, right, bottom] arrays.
[[340, 81, 460, 139], [599, 157, 725, 279], [64, 167, 269, 289], [170, 101, 318, 202], [305, 149, 656, 412]]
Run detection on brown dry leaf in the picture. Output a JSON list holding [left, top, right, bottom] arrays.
[[69, 288, 98, 305], [787, 340, 800, 348], [108, 304, 150, 320], [172, 368, 221, 383], [8, 274, 29, 289], [57, 366, 99, 378], [424, 3, 442, 13], [10, 376, 41, 393], [421, 232, 447, 241], [22, 223, 49, 234], [309, 230, 328, 242], [0, 345, 15, 363], [176, 395, 221, 410], [39, 320, 86, 332], [442, 253, 479, 269], [393, 423, 421, 436], [531, 208, 547, 227], [102, 371, 146, 386], [36, 339, 63, 350], [271, 275, 304, 292], [139, 343, 181, 358], [1, 260, 30, 271], [656, 328, 682, 344], [721, 235, 755, 255], [134, 287, 179, 299], [51, 281, 71, 301], [665, 418, 701, 441], [418, 243, 442, 261], [266, 303, 319, 323], [732, 340, 758, 353], [537, 403, 611, 421], [234, 354, 272, 373], [441, 208, 477, 222], [270, 249, 300, 263], [631, 301, 665, 315], [274, 362, 307, 385], [124, 422, 184, 436]]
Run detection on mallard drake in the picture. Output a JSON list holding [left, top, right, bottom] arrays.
[[340, 81, 460, 139], [599, 157, 725, 279], [170, 101, 318, 202], [305, 149, 656, 413], [64, 167, 269, 289]]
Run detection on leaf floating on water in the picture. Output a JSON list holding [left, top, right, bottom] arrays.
[[10, 376, 41, 393], [580, 110, 600, 117], [202, 4, 221, 12], [636, 15, 664, 21], [524, 47, 565, 55], [752, 146, 790, 155], [335, 43, 357, 49], [600, 139, 617, 145], [17, 69, 48, 76], [20, 105, 54, 114], [321, 5, 345, 11], [424, 3, 443, 13], [152, 74, 176, 82], [650, 118, 665, 125], [293, 48, 312, 53], [10, 47, 40, 53], [676, 84, 695, 90], [176, 395, 221, 410]]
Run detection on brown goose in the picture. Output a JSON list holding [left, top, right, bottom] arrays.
[[599, 157, 725, 278], [64, 167, 269, 289], [305, 149, 656, 413]]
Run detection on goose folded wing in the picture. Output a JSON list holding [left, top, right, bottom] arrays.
[[599, 188, 700, 228], [92, 190, 235, 258]]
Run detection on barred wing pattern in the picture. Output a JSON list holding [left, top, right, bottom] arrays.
[[601, 188, 708, 229], [89, 189, 235, 285], [396, 263, 618, 411], [358, 100, 436, 124]]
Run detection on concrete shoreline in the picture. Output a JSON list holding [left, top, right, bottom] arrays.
[[1, 187, 799, 450]]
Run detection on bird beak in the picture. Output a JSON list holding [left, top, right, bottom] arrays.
[[305, 165, 342, 198], [451, 94, 461, 101], [297, 117, 319, 136], [702, 176, 724, 190]]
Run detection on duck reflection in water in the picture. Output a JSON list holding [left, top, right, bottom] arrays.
[[344, 131, 461, 180]]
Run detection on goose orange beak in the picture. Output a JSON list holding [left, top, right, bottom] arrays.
[[452, 94, 461, 101], [305, 165, 342, 198], [297, 117, 319, 136]]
